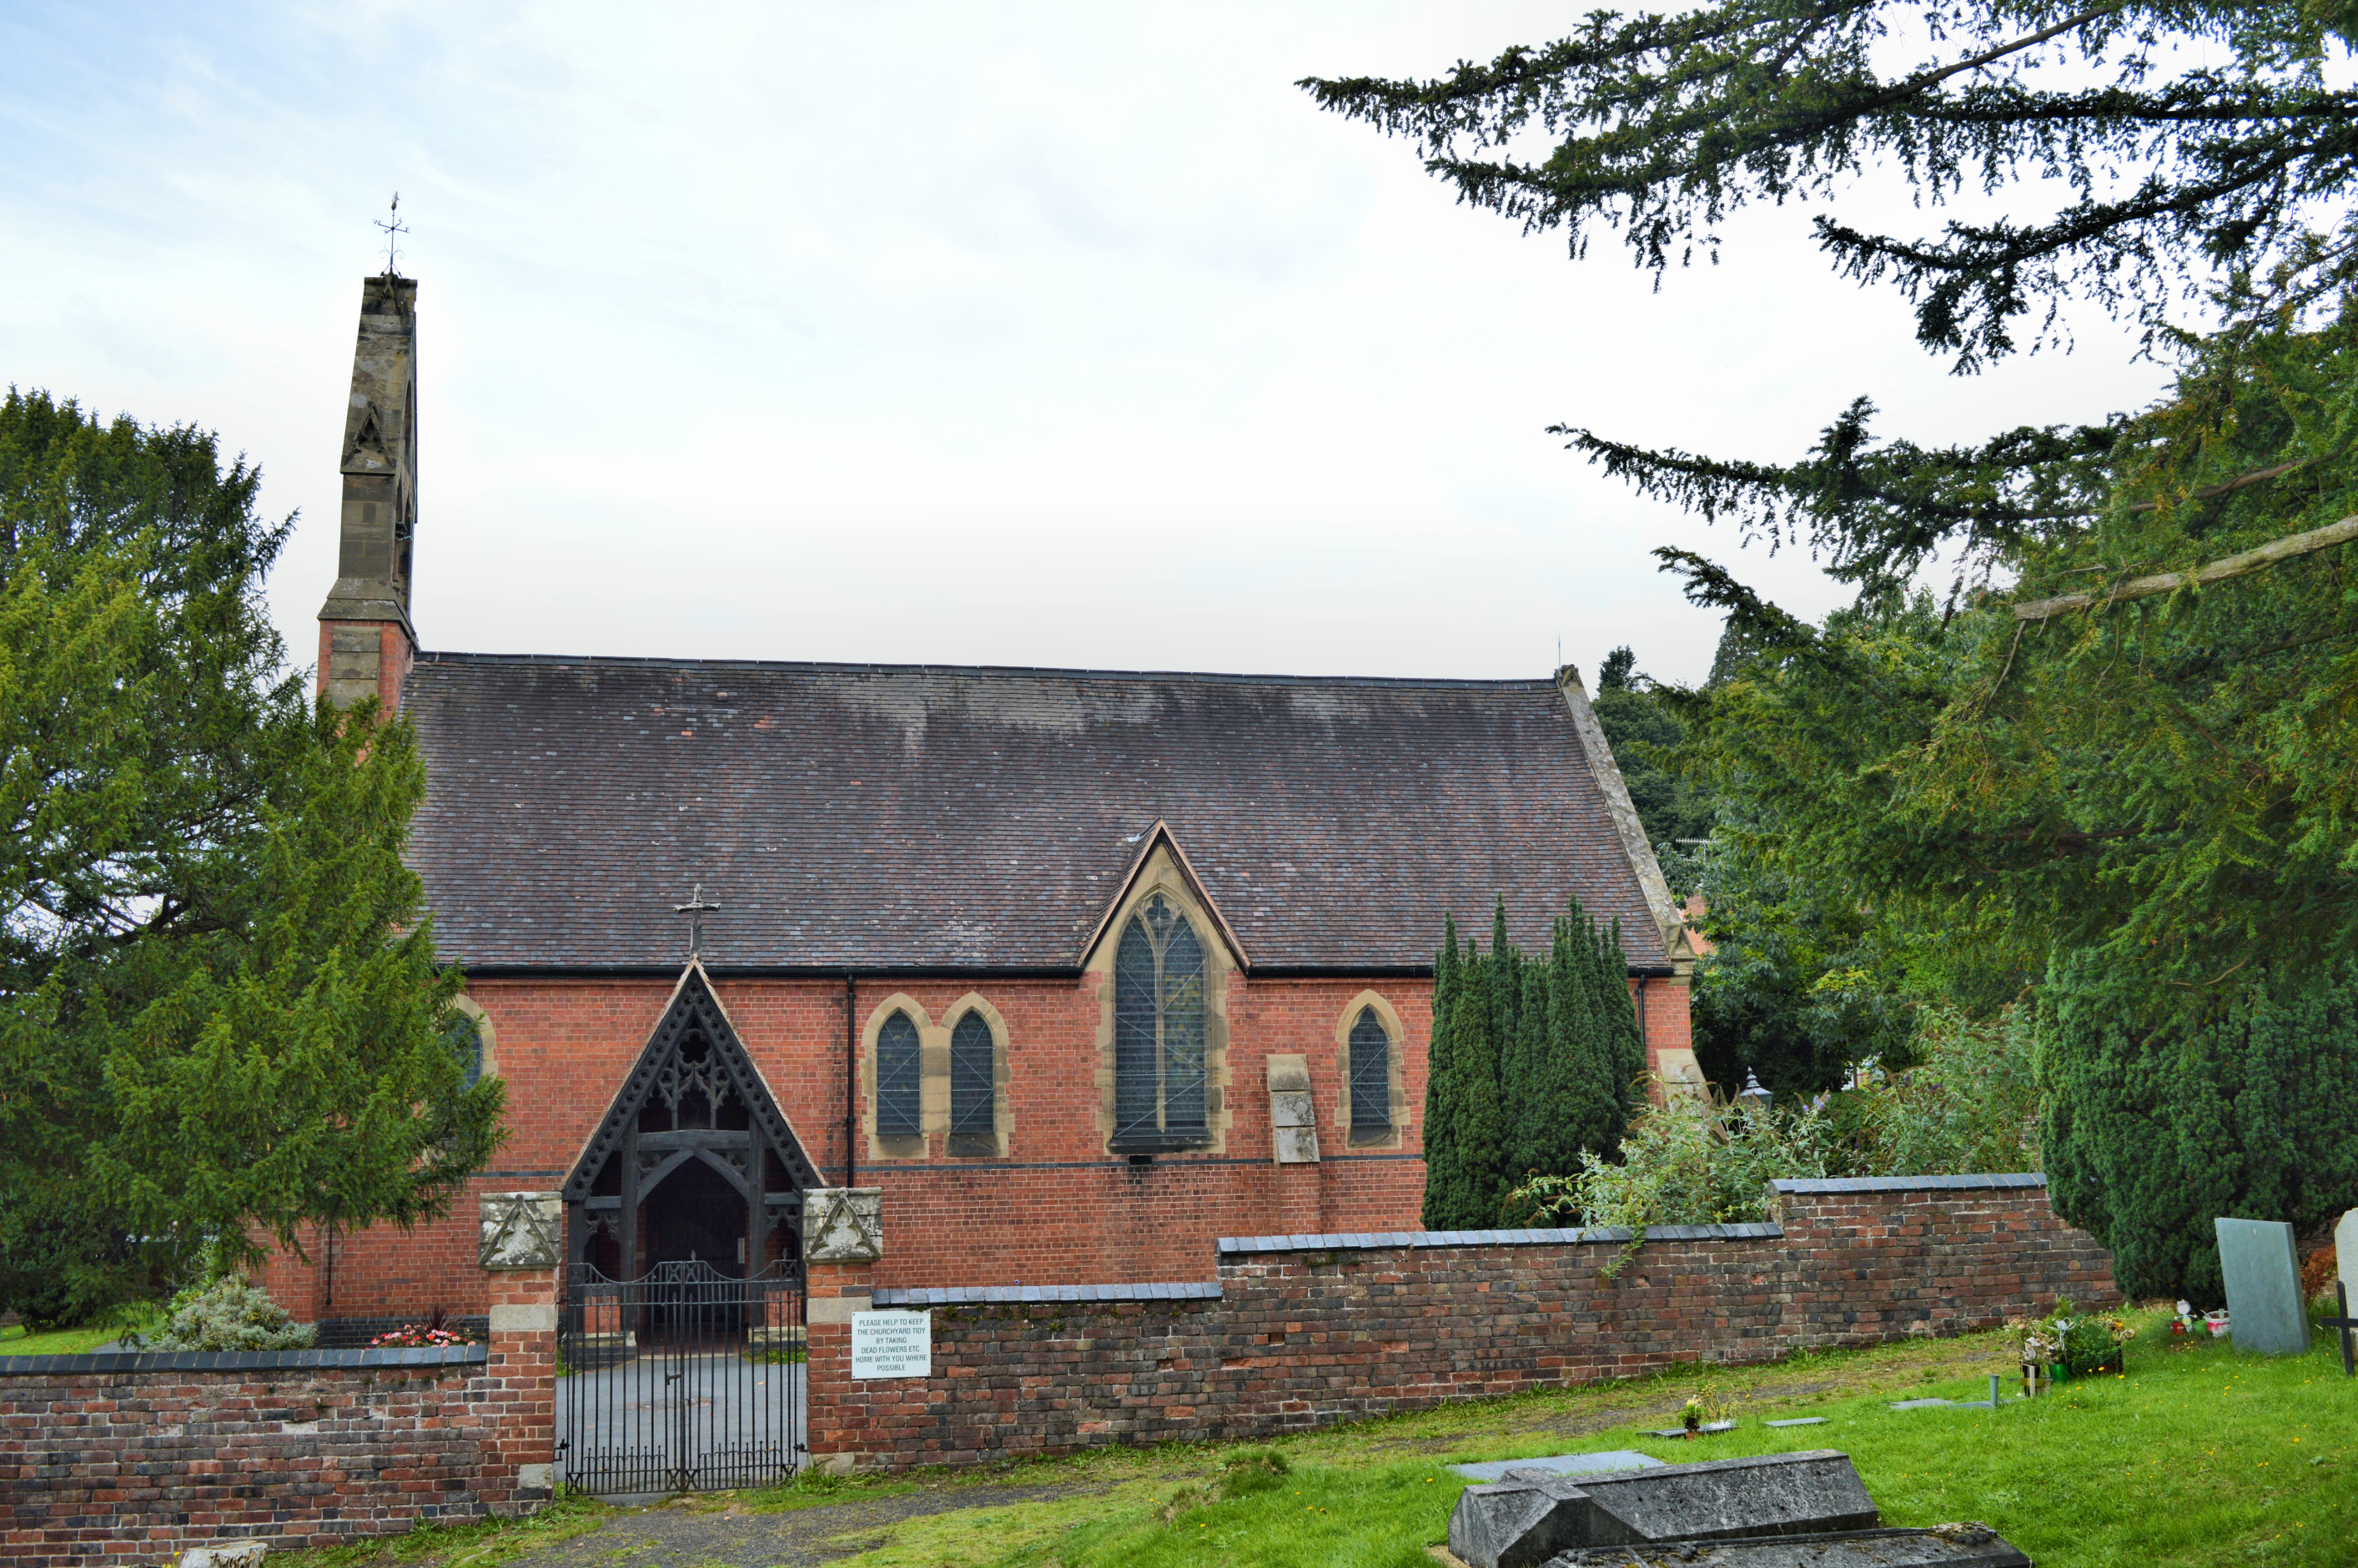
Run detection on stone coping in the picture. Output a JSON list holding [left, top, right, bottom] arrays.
[[1767, 1173, 2046, 1194], [0, 1344, 490, 1376], [873, 1283, 1224, 1306], [1215, 1222, 1784, 1254]]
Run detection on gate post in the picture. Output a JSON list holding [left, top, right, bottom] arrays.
[[480, 1191, 563, 1509], [800, 1188, 882, 1473]]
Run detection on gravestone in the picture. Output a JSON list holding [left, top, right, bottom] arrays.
[[1448, 1450, 1879, 1566], [2216, 1217, 2309, 1355], [2336, 1208, 2358, 1304]]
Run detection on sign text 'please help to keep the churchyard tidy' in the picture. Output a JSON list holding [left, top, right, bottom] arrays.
[[850, 1309, 932, 1379]]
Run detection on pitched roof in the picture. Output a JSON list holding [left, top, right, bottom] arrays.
[[400, 653, 1673, 972]]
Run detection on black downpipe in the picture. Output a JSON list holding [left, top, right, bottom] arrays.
[[844, 973, 857, 1189]]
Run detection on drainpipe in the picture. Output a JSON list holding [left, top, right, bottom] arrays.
[[844, 973, 857, 1189]]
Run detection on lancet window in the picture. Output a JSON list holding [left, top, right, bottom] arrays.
[[1113, 892, 1209, 1150], [1348, 1005, 1394, 1143], [876, 1010, 922, 1138]]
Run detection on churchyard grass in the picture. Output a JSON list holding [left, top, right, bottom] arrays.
[[0, 1308, 158, 1355], [267, 1307, 2358, 1568]]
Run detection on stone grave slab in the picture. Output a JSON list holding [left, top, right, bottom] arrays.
[[1763, 1418, 1827, 1428], [1451, 1451, 1662, 1483], [2217, 1217, 2310, 1355], [1646, 1420, 1737, 1437], [1447, 1450, 1880, 1565], [1450, 1478, 1599, 1568], [1537, 1523, 2031, 1567]]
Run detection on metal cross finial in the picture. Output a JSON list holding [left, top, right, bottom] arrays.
[[674, 882, 721, 957], [374, 192, 409, 277]]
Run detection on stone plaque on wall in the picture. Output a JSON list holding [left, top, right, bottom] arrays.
[[479, 1191, 562, 1269], [1266, 1054, 1319, 1164], [805, 1187, 884, 1263]]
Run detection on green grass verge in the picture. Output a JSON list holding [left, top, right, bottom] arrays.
[[0, 1309, 160, 1356]]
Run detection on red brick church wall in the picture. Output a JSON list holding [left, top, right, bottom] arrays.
[[259, 967, 1696, 1323]]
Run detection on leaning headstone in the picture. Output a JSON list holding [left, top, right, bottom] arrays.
[[2216, 1217, 2310, 1355], [179, 1544, 267, 1568], [1446, 1450, 1879, 1565], [1541, 1525, 2032, 1566]]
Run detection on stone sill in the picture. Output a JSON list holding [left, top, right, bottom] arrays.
[[875, 1283, 1223, 1306], [1215, 1223, 1785, 1255], [1767, 1173, 2046, 1194], [0, 1344, 490, 1376]]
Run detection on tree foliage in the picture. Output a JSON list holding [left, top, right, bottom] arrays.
[[2042, 957, 2358, 1304], [1313, 0, 2358, 1293], [1421, 898, 1646, 1228], [1305, 2, 2358, 371], [0, 389, 504, 1326], [1591, 646, 1717, 859]]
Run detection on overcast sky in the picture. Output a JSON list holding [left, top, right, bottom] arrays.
[[3, 2, 2174, 687]]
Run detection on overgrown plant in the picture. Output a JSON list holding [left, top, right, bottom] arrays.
[[134, 1274, 315, 1353]]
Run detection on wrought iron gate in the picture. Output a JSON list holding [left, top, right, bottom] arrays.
[[556, 1259, 806, 1495]]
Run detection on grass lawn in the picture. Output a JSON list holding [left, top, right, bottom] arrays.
[[274, 1306, 2358, 1568], [0, 1308, 158, 1356]]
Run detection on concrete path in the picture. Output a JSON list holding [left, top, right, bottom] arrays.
[[498, 1485, 1093, 1568]]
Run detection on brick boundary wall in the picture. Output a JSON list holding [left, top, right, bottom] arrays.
[[807, 1173, 2115, 1470], [0, 1275, 557, 1568]]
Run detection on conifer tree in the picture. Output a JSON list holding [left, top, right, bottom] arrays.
[[1420, 917, 1467, 1229], [0, 391, 505, 1325]]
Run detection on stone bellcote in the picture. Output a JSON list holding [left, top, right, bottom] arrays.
[[317, 274, 420, 710]]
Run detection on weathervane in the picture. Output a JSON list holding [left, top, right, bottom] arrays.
[[674, 882, 721, 958], [374, 192, 408, 277]]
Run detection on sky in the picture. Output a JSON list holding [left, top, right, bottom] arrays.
[[0, 2, 2178, 687]]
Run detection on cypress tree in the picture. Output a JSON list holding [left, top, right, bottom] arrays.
[[1420, 917, 1464, 1230], [1446, 910, 1509, 1228], [2043, 955, 2358, 1304]]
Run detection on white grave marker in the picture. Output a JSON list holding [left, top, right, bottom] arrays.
[[850, 1309, 931, 1379]]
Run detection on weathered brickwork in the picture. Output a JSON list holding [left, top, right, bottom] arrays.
[[807, 1179, 2115, 1470], [0, 1279, 557, 1568], [261, 972, 1470, 1319]]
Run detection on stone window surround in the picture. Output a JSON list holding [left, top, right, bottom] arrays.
[[1334, 990, 1409, 1150], [857, 993, 1012, 1161], [1088, 844, 1236, 1157], [453, 993, 500, 1082]]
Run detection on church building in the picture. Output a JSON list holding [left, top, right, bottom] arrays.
[[264, 275, 1699, 1340]]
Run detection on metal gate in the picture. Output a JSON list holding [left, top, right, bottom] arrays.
[[556, 1259, 806, 1495]]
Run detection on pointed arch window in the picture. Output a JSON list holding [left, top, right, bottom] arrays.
[[1348, 1006, 1394, 1143], [1113, 892, 1209, 1150], [876, 1010, 922, 1138], [949, 1011, 996, 1142]]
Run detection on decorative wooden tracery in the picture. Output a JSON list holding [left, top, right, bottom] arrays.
[[562, 962, 822, 1279]]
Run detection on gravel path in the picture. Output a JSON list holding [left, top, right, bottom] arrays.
[[495, 1483, 1095, 1568]]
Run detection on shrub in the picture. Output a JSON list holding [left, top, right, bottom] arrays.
[[138, 1274, 315, 1352]]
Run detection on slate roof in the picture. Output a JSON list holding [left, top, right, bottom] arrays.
[[400, 654, 1669, 972]]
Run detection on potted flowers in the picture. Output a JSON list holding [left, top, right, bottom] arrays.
[[2012, 1300, 2134, 1393]]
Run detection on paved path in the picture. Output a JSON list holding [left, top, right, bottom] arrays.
[[556, 1354, 806, 1495], [498, 1485, 1093, 1568]]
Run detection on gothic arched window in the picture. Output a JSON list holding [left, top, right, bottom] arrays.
[[1348, 1006, 1394, 1143], [876, 1010, 922, 1138], [949, 1010, 996, 1143], [1113, 892, 1209, 1150]]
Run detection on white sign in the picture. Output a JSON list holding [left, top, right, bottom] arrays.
[[850, 1309, 931, 1379]]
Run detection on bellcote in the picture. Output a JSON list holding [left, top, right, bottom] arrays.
[[318, 274, 420, 708]]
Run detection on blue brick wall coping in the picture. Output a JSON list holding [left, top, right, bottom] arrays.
[[873, 1283, 1224, 1307], [1215, 1223, 1784, 1255], [1768, 1173, 2046, 1194], [0, 1344, 489, 1376]]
